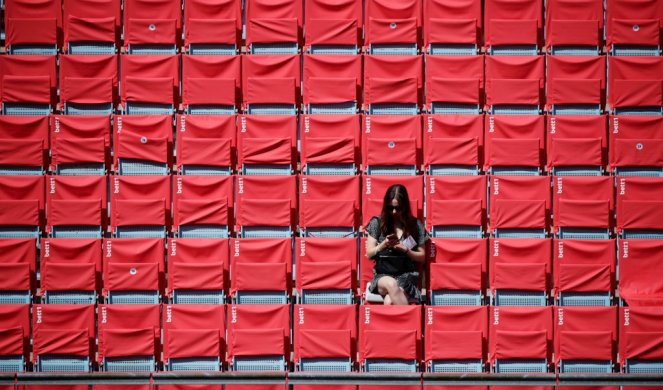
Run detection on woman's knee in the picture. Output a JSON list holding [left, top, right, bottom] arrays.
[[377, 276, 399, 294]]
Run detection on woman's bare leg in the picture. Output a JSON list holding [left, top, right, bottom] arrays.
[[377, 276, 408, 305]]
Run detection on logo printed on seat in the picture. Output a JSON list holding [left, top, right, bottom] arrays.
[[300, 240, 306, 257], [493, 307, 499, 325], [557, 241, 564, 259], [36, 306, 42, 324], [231, 306, 237, 323], [624, 309, 630, 326], [166, 306, 172, 323], [54, 117, 60, 133], [429, 177, 435, 194], [549, 117, 556, 135], [364, 307, 370, 324], [365, 178, 371, 195], [427, 307, 433, 325], [106, 241, 112, 258], [170, 240, 177, 256], [301, 177, 307, 194], [180, 116, 186, 132], [101, 307, 107, 324], [304, 116, 310, 133], [49, 177, 56, 194], [557, 308, 564, 325], [43, 241, 50, 258], [298, 307, 305, 324], [234, 240, 240, 257], [176, 177, 183, 194]]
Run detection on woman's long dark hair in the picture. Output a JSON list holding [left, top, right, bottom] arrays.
[[380, 184, 418, 239]]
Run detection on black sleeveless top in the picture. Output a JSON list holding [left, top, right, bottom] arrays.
[[366, 216, 427, 276]]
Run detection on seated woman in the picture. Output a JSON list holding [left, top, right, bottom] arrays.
[[365, 184, 428, 305]]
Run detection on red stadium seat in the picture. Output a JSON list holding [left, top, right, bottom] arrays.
[[110, 175, 171, 238], [607, 0, 662, 55], [0, 115, 49, 175], [608, 56, 663, 115], [237, 115, 297, 175], [40, 238, 102, 304], [50, 115, 110, 175], [304, 0, 362, 53], [46, 175, 107, 238], [0, 238, 37, 304], [484, 0, 542, 54], [245, 0, 302, 54], [364, 55, 423, 115], [485, 55, 544, 115], [546, 56, 605, 115], [361, 175, 424, 228], [102, 238, 165, 304], [242, 55, 301, 115], [554, 306, 617, 373], [299, 175, 360, 237], [300, 114, 360, 175], [293, 304, 357, 371], [620, 306, 663, 373], [489, 306, 553, 372], [425, 55, 484, 114], [424, 306, 488, 372], [0, 304, 30, 372], [362, 114, 422, 175], [616, 177, 663, 239], [120, 55, 180, 115], [608, 115, 663, 176], [123, 0, 181, 53], [424, 0, 482, 55], [552, 176, 613, 239], [173, 175, 234, 238], [230, 238, 292, 304], [364, 0, 421, 55], [545, 0, 603, 55], [63, 0, 121, 54], [175, 114, 237, 175], [619, 239, 663, 306], [489, 238, 552, 306], [33, 304, 95, 372], [303, 54, 362, 114], [0, 175, 45, 239], [553, 239, 616, 306], [4, 0, 61, 54], [235, 175, 297, 237], [0, 55, 57, 115], [484, 115, 545, 175], [113, 115, 173, 175], [427, 238, 487, 305], [184, 0, 242, 54], [359, 305, 422, 372], [98, 304, 161, 371], [182, 55, 241, 114], [489, 175, 550, 237], [295, 237, 358, 304], [423, 114, 484, 175], [546, 115, 607, 176], [226, 304, 291, 371], [426, 175, 486, 238], [163, 304, 226, 371], [167, 238, 228, 304]]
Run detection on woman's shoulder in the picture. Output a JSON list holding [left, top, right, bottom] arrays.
[[366, 216, 381, 238]]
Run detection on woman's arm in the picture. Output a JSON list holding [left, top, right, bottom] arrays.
[[392, 242, 426, 263], [366, 235, 390, 259]]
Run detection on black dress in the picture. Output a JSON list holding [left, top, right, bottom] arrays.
[[366, 216, 428, 303]]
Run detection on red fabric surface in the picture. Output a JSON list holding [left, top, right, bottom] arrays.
[[430, 262, 482, 290], [364, 330, 417, 359], [41, 237, 102, 290], [495, 330, 548, 359], [42, 262, 96, 292], [426, 137, 479, 166], [235, 175, 296, 229], [113, 199, 166, 226], [485, 55, 544, 106], [299, 329, 351, 358], [364, 0, 421, 45], [0, 200, 39, 226], [0, 304, 29, 357], [423, 114, 484, 169], [560, 331, 613, 360], [242, 55, 300, 107], [162, 304, 225, 360], [484, 0, 542, 48], [490, 238, 551, 290], [125, 76, 174, 105], [367, 78, 418, 105], [626, 332, 663, 360], [304, 54, 361, 105], [241, 138, 292, 165], [2, 76, 51, 104], [110, 175, 171, 229], [176, 114, 236, 170], [182, 55, 240, 107], [238, 114, 296, 166], [608, 56, 663, 109], [0, 263, 30, 290], [616, 177, 663, 231], [120, 55, 179, 105], [0, 55, 56, 105], [429, 78, 480, 105], [304, 137, 355, 164], [167, 329, 220, 359], [300, 261, 352, 290], [553, 239, 615, 295], [63, 77, 113, 105], [176, 199, 227, 226], [489, 306, 553, 364], [49, 199, 101, 226], [553, 176, 613, 229], [619, 240, 663, 306], [489, 19, 538, 45], [173, 175, 233, 231], [425, 51, 483, 106], [489, 79, 541, 105], [33, 304, 95, 362], [238, 199, 291, 226], [295, 237, 357, 291], [51, 115, 110, 166], [6, 18, 57, 46], [66, 15, 116, 43], [301, 199, 355, 228], [424, 306, 487, 364], [620, 201, 663, 230], [364, 55, 422, 105], [554, 306, 617, 363], [547, 115, 606, 169], [431, 199, 482, 226], [430, 330, 483, 360], [428, 238, 487, 292], [230, 238, 292, 295], [184, 0, 241, 46], [234, 262, 286, 291], [558, 264, 611, 292], [301, 114, 359, 166], [245, 0, 302, 45], [124, 0, 181, 47], [0, 328, 24, 355], [97, 304, 160, 362], [620, 307, 663, 364], [489, 138, 540, 167], [613, 139, 663, 167], [226, 304, 290, 364], [0, 115, 49, 167], [0, 175, 45, 210], [489, 176, 549, 230], [550, 138, 603, 167], [545, 46, 606, 106], [366, 138, 416, 166], [103, 328, 156, 357], [60, 54, 117, 105], [171, 262, 224, 290], [180, 138, 232, 167], [307, 77, 357, 104], [484, 114, 544, 170], [34, 329, 90, 356], [249, 18, 298, 43], [558, 199, 609, 228], [47, 175, 107, 231], [247, 78, 296, 105], [551, 79, 601, 105], [233, 328, 285, 356], [305, 0, 361, 46], [494, 263, 546, 290], [492, 200, 546, 229], [606, 0, 661, 48], [105, 262, 159, 291], [0, 139, 43, 167], [367, 17, 417, 44], [359, 305, 421, 362], [427, 18, 478, 44], [611, 19, 659, 46], [185, 78, 235, 106], [545, 0, 602, 48]]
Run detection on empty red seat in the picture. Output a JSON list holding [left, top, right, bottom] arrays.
[[299, 175, 360, 236], [554, 306, 617, 373], [98, 304, 161, 371], [33, 304, 96, 372], [50, 115, 110, 176], [120, 55, 180, 115], [424, 306, 488, 372], [364, 0, 421, 55], [489, 175, 550, 237], [546, 115, 607, 176], [237, 115, 297, 175], [424, 0, 482, 54], [113, 115, 173, 175], [423, 114, 484, 175], [607, 0, 662, 55], [4, 0, 61, 54], [60, 55, 118, 115], [546, 56, 605, 115], [608, 115, 663, 176], [176, 114, 236, 175], [230, 238, 292, 304], [182, 55, 241, 114], [303, 54, 362, 114], [245, 0, 302, 54], [426, 175, 487, 238], [0, 55, 57, 115], [620, 306, 663, 373], [553, 239, 616, 306], [484, 0, 542, 54], [0, 175, 45, 239], [304, 0, 362, 53], [545, 0, 604, 54], [163, 304, 226, 371], [608, 56, 663, 115], [362, 114, 422, 175], [552, 176, 613, 239], [293, 304, 357, 372], [0, 304, 30, 372], [425, 55, 484, 114], [167, 238, 228, 304], [300, 114, 360, 175], [235, 175, 297, 237], [40, 238, 102, 304], [110, 175, 171, 238], [0, 238, 37, 304], [489, 306, 553, 372], [63, 0, 121, 53], [489, 238, 552, 306], [427, 238, 487, 306], [0, 115, 49, 175], [363, 55, 423, 115], [485, 55, 544, 114], [295, 237, 358, 304], [123, 0, 182, 53], [173, 175, 234, 238], [46, 175, 107, 238], [226, 304, 291, 371], [484, 115, 545, 175], [616, 177, 663, 238], [619, 239, 663, 306], [242, 55, 301, 115], [184, 0, 242, 54]]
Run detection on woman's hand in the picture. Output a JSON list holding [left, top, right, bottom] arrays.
[[392, 243, 409, 253]]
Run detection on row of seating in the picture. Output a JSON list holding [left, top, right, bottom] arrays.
[[3, 113, 662, 177], [1, 304, 661, 375], [1, 174, 661, 240], [2, 0, 661, 56], [4, 235, 660, 307], [2, 54, 662, 116]]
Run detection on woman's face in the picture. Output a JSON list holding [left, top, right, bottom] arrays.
[[390, 198, 401, 220]]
